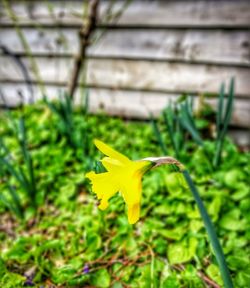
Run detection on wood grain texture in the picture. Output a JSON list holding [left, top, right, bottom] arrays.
[[1, 28, 249, 66], [113, 0, 250, 27], [0, 0, 249, 131], [0, 0, 250, 27], [0, 83, 249, 128], [0, 56, 249, 97]]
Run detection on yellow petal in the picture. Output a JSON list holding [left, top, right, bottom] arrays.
[[133, 160, 153, 174], [120, 173, 142, 206], [128, 203, 140, 224], [86, 171, 118, 206], [99, 198, 108, 210], [94, 139, 131, 164], [101, 157, 124, 172]]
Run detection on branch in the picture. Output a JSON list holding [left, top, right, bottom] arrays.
[[67, 0, 99, 99]]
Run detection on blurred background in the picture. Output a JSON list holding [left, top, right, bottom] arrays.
[[0, 0, 249, 145], [1, 1, 250, 287]]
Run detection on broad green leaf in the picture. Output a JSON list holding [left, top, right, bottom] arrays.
[[206, 264, 223, 286], [91, 269, 111, 288], [167, 237, 198, 264], [158, 226, 185, 241], [219, 209, 247, 231], [208, 196, 221, 220]]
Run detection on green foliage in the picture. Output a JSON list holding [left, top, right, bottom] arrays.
[[167, 237, 198, 264], [151, 115, 168, 155], [213, 79, 235, 167], [0, 100, 249, 287], [91, 268, 111, 287], [206, 264, 223, 286], [44, 92, 89, 155], [0, 116, 37, 219], [153, 80, 236, 170]]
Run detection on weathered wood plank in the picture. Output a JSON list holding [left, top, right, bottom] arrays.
[[90, 30, 250, 66], [1, 28, 249, 66], [115, 0, 250, 27], [228, 129, 250, 148], [0, 27, 80, 55], [0, 0, 250, 27], [0, 56, 249, 97], [0, 83, 249, 129], [0, 83, 178, 116]]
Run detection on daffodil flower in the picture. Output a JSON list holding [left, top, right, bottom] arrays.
[[86, 139, 181, 224], [86, 140, 233, 288]]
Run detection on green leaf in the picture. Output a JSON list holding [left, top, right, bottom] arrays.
[[164, 172, 186, 194], [0, 258, 6, 277], [232, 184, 249, 201], [235, 270, 250, 288], [189, 219, 203, 233], [206, 264, 223, 286], [151, 117, 168, 155], [224, 169, 244, 188], [162, 275, 180, 288], [0, 272, 26, 288], [227, 253, 249, 271], [216, 83, 225, 136], [167, 237, 198, 264], [86, 232, 102, 252], [158, 226, 185, 241], [112, 282, 123, 288], [91, 269, 111, 288], [219, 209, 247, 231], [208, 196, 221, 220], [53, 265, 77, 283]]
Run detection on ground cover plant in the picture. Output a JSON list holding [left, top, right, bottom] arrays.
[[0, 94, 249, 287]]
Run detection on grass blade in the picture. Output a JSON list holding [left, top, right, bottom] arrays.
[[221, 78, 234, 138], [151, 116, 168, 155], [216, 83, 225, 139], [213, 78, 235, 167], [84, 89, 89, 115], [0, 157, 26, 188], [0, 193, 17, 217], [7, 185, 24, 218], [179, 103, 203, 145], [182, 170, 233, 288], [163, 108, 179, 158]]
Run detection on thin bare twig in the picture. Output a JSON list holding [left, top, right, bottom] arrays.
[[68, 0, 99, 99], [173, 264, 221, 288], [198, 271, 221, 288]]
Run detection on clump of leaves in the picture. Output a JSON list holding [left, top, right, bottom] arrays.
[[0, 116, 37, 219], [152, 79, 235, 169], [0, 98, 249, 287]]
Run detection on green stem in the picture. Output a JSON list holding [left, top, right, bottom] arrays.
[[182, 170, 233, 288], [213, 137, 223, 168]]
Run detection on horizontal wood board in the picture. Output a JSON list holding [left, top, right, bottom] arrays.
[[0, 56, 249, 97], [0, 0, 250, 27], [0, 28, 249, 66], [0, 0, 249, 130], [0, 83, 249, 128]]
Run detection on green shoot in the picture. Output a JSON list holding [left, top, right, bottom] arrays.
[[213, 78, 235, 167], [182, 170, 234, 288]]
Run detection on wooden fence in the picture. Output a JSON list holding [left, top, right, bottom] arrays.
[[0, 0, 249, 137]]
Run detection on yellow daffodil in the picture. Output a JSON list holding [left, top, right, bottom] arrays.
[[86, 140, 233, 288], [86, 139, 154, 224]]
